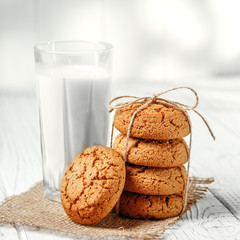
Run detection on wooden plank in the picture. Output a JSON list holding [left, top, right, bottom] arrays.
[[0, 93, 42, 201], [0, 225, 19, 240], [163, 190, 240, 240], [210, 187, 240, 221], [0, 94, 40, 240]]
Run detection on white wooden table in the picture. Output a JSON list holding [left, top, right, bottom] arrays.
[[1, 78, 240, 239]]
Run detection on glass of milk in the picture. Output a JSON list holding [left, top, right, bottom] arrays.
[[34, 41, 112, 202]]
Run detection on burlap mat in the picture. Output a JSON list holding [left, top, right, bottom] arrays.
[[0, 177, 213, 239]]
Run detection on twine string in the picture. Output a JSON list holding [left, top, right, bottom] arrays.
[[108, 86, 215, 216], [108, 87, 199, 113]]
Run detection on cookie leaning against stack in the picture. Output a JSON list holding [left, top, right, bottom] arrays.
[[113, 102, 190, 219], [61, 146, 125, 224]]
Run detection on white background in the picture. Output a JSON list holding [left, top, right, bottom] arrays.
[[1, 0, 240, 91]]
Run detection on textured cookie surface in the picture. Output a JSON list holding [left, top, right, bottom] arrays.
[[119, 191, 183, 219], [113, 133, 189, 167], [113, 103, 190, 140], [124, 165, 186, 195], [60, 146, 125, 225]]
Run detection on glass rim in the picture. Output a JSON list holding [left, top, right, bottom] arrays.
[[34, 40, 113, 55]]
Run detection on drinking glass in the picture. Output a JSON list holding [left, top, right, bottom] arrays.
[[34, 41, 113, 202]]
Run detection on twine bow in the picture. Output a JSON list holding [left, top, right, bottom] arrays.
[[108, 86, 215, 216]]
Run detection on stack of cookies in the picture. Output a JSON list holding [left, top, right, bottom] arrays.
[[112, 102, 190, 219]]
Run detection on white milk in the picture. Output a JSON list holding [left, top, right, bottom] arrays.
[[36, 65, 110, 200]]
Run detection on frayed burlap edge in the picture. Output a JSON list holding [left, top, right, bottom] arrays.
[[0, 177, 213, 239]]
